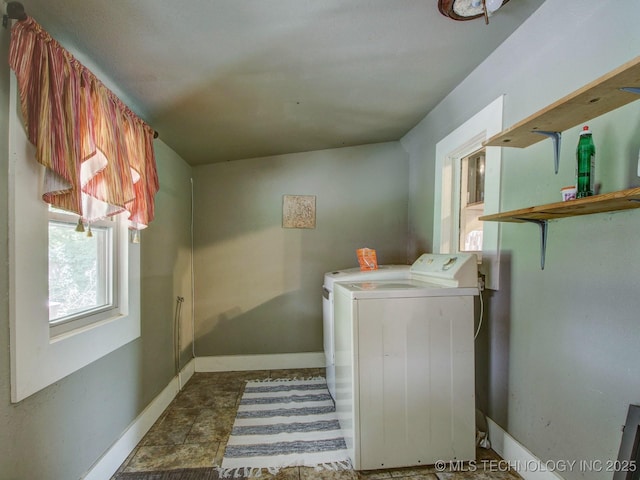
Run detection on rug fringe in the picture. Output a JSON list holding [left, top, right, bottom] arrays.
[[217, 460, 352, 478], [314, 460, 353, 471], [247, 376, 326, 383], [217, 466, 265, 478]]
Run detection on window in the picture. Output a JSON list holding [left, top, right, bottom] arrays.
[[48, 208, 119, 337], [9, 72, 140, 403], [434, 96, 503, 290], [458, 149, 485, 253]]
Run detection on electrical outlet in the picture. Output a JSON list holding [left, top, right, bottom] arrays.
[[477, 273, 485, 292]]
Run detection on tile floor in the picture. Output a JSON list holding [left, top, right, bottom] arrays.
[[112, 368, 520, 480]]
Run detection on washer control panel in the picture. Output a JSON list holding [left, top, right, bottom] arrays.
[[410, 253, 478, 287]]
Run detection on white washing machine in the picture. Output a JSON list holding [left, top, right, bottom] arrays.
[[322, 265, 410, 401], [333, 253, 479, 470]]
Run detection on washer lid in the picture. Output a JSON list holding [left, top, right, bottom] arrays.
[[323, 264, 410, 290], [348, 282, 422, 290], [336, 279, 478, 299]]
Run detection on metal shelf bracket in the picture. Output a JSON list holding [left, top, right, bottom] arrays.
[[515, 218, 548, 270], [532, 131, 562, 174], [620, 87, 640, 95]]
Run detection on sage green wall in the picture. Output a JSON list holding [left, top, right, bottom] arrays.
[[0, 27, 193, 479], [402, 0, 640, 478], [193, 142, 409, 356], [0, 19, 11, 479], [140, 143, 195, 391]]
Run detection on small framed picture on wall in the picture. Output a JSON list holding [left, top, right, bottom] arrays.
[[282, 195, 316, 229]]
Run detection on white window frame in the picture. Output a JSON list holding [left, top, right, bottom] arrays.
[[434, 96, 503, 290], [8, 72, 141, 403], [48, 209, 120, 337], [457, 148, 486, 254]]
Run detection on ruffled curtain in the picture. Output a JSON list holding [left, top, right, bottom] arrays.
[[8, 16, 159, 229]]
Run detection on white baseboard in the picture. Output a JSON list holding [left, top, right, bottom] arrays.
[[82, 354, 323, 479], [487, 417, 565, 480], [179, 357, 196, 388], [195, 352, 325, 372], [82, 358, 196, 480]]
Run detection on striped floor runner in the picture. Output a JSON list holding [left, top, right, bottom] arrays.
[[219, 377, 350, 477]]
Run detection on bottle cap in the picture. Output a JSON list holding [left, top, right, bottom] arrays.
[[581, 125, 591, 135]]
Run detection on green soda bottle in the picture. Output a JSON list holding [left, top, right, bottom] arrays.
[[576, 125, 595, 198]]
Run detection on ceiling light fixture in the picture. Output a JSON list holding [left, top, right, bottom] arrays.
[[438, 0, 510, 24]]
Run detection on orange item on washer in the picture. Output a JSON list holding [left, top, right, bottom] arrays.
[[357, 248, 378, 271]]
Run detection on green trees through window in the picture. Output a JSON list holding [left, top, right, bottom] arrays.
[[48, 220, 112, 322]]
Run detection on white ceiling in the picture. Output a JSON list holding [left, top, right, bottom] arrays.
[[21, 0, 545, 165]]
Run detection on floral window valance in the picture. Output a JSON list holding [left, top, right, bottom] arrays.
[[9, 16, 159, 229]]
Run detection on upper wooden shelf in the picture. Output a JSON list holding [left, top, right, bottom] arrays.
[[484, 56, 640, 148], [479, 187, 640, 223]]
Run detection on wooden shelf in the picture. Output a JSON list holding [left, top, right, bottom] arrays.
[[480, 188, 640, 270], [484, 56, 640, 148], [478, 57, 640, 269], [480, 187, 640, 223]]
